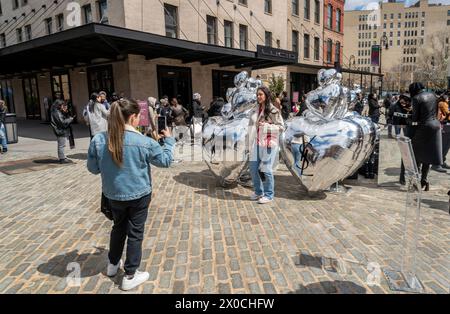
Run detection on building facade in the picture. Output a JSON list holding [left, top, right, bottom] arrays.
[[0, 0, 333, 121], [323, 0, 344, 68], [344, 0, 450, 91]]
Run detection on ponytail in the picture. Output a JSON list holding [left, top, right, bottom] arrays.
[[107, 99, 140, 167]]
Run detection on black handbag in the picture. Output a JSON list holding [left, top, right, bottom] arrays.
[[101, 193, 114, 220]]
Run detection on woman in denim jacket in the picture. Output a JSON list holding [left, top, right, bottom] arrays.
[[87, 98, 175, 291]]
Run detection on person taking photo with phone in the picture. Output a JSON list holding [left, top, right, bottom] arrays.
[[87, 98, 175, 291]]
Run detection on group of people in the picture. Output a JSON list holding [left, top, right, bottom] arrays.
[[42, 80, 450, 291], [0, 100, 8, 154], [83, 85, 284, 290], [382, 85, 450, 191]]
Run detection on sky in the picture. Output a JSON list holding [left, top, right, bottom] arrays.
[[344, 0, 450, 11]]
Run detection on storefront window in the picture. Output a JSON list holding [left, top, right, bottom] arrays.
[[87, 65, 115, 98], [213, 70, 239, 100], [0, 80, 15, 113]]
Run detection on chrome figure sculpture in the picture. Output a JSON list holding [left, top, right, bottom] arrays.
[[202, 70, 379, 191]]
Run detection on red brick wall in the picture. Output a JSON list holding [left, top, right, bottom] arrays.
[[323, 0, 345, 67]]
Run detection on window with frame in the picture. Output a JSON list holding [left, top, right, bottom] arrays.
[[0, 2, 2, 15], [24, 24, 31, 41], [239, 24, 248, 50], [83, 4, 93, 24], [238, 0, 247, 5], [0, 33, 5, 48], [45, 18, 52, 35], [335, 42, 340, 64], [303, 33, 310, 59], [304, 0, 310, 20], [12, 0, 19, 10], [336, 9, 341, 32], [264, 0, 272, 14], [327, 4, 332, 29], [16, 28, 22, 43], [292, 0, 299, 16], [224, 20, 233, 48], [207, 15, 218, 45], [265, 31, 272, 47], [56, 14, 64, 31], [326, 39, 332, 63], [314, 0, 320, 24], [314, 36, 319, 61], [98, 0, 108, 24], [164, 4, 178, 39], [292, 30, 298, 53]]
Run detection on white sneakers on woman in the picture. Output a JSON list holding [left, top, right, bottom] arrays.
[[257, 196, 272, 204], [250, 193, 263, 201], [106, 259, 122, 277], [121, 271, 150, 291], [250, 193, 273, 204], [106, 259, 149, 291]]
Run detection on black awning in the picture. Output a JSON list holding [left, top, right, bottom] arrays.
[[0, 23, 297, 76]]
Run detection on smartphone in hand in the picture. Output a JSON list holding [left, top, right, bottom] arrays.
[[158, 116, 167, 134]]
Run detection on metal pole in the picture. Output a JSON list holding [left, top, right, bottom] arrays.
[[370, 74, 373, 93]]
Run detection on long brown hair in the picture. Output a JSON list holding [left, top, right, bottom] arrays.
[[108, 98, 140, 167], [257, 86, 272, 120]]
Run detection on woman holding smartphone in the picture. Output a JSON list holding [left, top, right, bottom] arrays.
[[87, 98, 175, 290]]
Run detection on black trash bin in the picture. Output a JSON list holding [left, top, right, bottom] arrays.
[[4, 113, 18, 144]]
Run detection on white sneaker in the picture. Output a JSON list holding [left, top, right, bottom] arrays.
[[250, 193, 263, 201], [257, 196, 273, 204], [121, 271, 150, 291], [106, 259, 122, 277]]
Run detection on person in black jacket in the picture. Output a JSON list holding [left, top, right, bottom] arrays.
[[51, 100, 75, 163], [409, 82, 444, 191], [280, 91, 291, 120], [207, 97, 225, 117], [0, 100, 7, 153], [368, 93, 381, 123], [353, 93, 364, 115]]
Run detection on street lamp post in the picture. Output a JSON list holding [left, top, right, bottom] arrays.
[[379, 34, 388, 97]]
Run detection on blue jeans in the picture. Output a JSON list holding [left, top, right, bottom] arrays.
[[0, 123, 7, 150], [249, 145, 278, 200]]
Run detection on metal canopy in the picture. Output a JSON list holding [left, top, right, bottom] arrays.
[[0, 23, 297, 76]]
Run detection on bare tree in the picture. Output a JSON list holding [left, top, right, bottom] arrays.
[[415, 31, 449, 89]]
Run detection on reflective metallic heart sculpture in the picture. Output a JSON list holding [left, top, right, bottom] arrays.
[[280, 70, 380, 192], [202, 71, 262, 186]]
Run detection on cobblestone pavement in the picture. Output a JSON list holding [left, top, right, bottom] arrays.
[[0, 129, 449, 294]]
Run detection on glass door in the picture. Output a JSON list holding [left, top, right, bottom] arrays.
[[22, 77, 41, 119], [0, 79, 15, 113]]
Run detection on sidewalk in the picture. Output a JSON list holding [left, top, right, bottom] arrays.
[[0, 122, 448, 294]]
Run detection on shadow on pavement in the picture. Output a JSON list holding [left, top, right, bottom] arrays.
[[67, 153, 88, 160], [422, 198, 449, 213], [289, 280, 367, 294], [37, 247, 110, 278], [173, 170, 327, 201], [33, 159, 63, 164]]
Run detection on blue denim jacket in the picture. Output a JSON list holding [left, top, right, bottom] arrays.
[[87, 128, 175, 201]]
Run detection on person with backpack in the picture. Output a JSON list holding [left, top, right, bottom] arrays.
[[87, 98, 175, 291]]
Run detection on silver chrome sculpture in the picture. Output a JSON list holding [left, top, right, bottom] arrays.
[[203, 69, 379, 191], [280, 69, 379, 192], [202, 71, 262, 186]]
